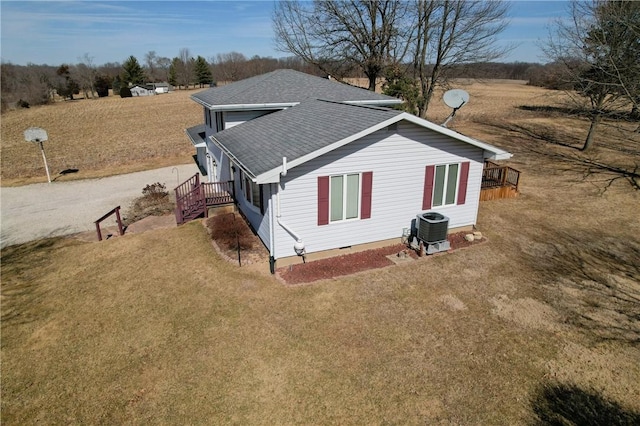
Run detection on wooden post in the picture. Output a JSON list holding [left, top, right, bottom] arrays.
[[115, 207, 124, 236], [94, 206, 123, 241], [95, 222, 103, 241]]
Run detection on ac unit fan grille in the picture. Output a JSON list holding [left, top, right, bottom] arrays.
[[417, 212, 449, 243]]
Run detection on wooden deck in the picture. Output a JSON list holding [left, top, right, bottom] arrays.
[[480, 161, 521, 201], [174, 174, 235, 225]]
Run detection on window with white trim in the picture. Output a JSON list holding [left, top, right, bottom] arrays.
[[330, 173, 361, 222], [433, 163, 459, 207], [240, 170, 262, 211]]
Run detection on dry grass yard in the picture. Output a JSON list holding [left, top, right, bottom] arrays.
[[2, 80, 640, 424], [1, 90, 201, 186]]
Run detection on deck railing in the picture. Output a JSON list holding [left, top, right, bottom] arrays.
[[482, 161, 521, 191], [175, 173, 200, 200], [203, 181, 235, 205], [174, 174, 235, 225]]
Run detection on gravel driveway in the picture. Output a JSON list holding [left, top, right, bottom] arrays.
[[1, 164, 201, 249]]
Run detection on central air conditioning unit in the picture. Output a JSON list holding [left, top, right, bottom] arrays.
[[415, 212, 450, 254]]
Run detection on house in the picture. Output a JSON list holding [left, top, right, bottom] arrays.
[[151, 82, 171, 94], [130, 84, 156, 96], [184, 69, 512, 269], [189, 69, 404, 180]]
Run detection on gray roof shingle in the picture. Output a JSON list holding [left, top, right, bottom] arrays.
[[185, 124, 206, 147], [191, 69, 401, 108], [211, 99, 401, 178]]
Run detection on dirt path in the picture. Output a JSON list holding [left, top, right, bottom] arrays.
[[0, 164, 201, 248]]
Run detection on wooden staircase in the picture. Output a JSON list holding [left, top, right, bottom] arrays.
[[174, 174, 235, 225]]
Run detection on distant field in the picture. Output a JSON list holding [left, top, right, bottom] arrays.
[[1, 89, 202, 186], [1, 79, 637, 188], [1, 80, 552, 186], [2, 78, 639, 424]]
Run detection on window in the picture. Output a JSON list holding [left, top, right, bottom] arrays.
[[330, 173, 360, 222], [422, 162, 470, 210], [215, 112, 224, 132], [240, 170, 262, 212], [318, 172, 372, 225], [433, 163, 459, 207]]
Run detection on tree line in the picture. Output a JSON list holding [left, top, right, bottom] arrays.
[[0, 50, 321, 111], [1, 49, 540, 113]]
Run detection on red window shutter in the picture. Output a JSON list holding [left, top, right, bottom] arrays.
[[422, 165, 435, 210], [457, 161, 470, 205], [317, 176, 329, 225], [361, 171, 373, 219]]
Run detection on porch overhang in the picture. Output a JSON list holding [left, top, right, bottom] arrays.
[[185, 125, 207, 148]]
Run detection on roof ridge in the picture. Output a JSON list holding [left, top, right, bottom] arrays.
[[315, 98, 398, 112], [225, 69, 282, 103]]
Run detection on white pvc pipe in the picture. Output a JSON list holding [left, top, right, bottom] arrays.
[[275, 182, 305, 254]]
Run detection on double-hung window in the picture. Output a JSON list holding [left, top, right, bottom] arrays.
[[330, 173, 361, 222], [433, 163, 459, 207], [422, 162, 470, 210], [318, 171, 373, 225]]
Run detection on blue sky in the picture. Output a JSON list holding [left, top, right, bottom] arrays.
[[0, 1, 568, 66]]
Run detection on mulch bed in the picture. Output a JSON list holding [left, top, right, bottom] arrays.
[[277, 232, 484, 285], [204, 210, 485, 284]]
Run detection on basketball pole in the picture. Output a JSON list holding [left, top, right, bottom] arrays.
[[38, 140, 51, 183]]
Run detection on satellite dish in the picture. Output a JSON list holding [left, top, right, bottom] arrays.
[[443, 89, 469, 109], [441, 89, 470, 128]]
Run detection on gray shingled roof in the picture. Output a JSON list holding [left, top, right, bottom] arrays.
[[185, 124, 206, 147], [191, 69, 401, 109], [211, 100, 401, 178]]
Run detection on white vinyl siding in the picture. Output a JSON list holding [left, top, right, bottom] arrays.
[[234, 168, 271, 251], [270, 121, 485, 259]]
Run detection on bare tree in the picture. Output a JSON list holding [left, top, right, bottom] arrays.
[[410, 0, 511, 118], [211, 52, 248, 82], [273, 0, 412, 90], [544, 0, 639, 150], [0, 62, 53, 110], [74, 53, 97, 99], [178, 48, 195, 88], [144, 50, 159, 82], [156, 56, 172, 83]]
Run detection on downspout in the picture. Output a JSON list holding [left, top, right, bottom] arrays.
[[268, 183, 276, 274], [275, 157, 306, 260]]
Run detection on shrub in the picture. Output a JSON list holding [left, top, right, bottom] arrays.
[[206, 214, 254, 251], [124, 182, 172, 225], [142, 182, 168, 201], [119, 87, 132, 98]]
